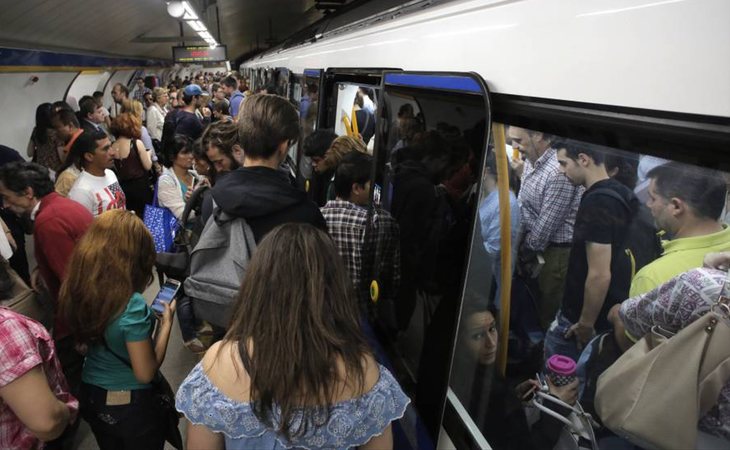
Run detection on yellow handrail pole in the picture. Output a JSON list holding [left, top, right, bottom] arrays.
[[342, 113, 353, 137], [351, 105, 359, 137], [492, 123, 513, 376]]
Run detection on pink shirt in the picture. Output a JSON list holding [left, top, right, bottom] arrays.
[[0, 308, 78, 449]]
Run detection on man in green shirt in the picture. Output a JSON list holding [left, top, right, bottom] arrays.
[[629, 162, 729, 297]]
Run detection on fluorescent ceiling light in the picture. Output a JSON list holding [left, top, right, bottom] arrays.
[[187, 20, 206, 32], [168, 1, 220, 47], [181, 1, 198, 20]]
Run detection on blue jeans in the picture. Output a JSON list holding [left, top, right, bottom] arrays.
[[543, 310, 581, 363]]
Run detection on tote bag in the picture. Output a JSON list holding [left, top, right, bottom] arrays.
[[143, 183, 179, 253], [595, 273, 730, 450]]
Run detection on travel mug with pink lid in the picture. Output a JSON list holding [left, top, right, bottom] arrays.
[[545, 354, 577, 386]]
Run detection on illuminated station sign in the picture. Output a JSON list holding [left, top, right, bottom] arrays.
[[172, 45, 227, 63]]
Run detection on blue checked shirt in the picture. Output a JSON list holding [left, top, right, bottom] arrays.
[[518, 148, 582, 251]]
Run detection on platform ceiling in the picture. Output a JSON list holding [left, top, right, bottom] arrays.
[[0, 0, 335, 62]]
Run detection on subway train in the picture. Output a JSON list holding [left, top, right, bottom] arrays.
[[239, 0, 730, 448], [0, 0, 729, 448]]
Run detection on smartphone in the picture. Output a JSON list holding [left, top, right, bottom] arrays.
[[151, 279, 181, 314]]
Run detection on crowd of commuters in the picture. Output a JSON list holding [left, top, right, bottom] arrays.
[[0, 72, 412, 450], [0, 67, 728, 450]]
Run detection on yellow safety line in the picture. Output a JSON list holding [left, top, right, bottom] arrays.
[[493, 122, 513, 376]]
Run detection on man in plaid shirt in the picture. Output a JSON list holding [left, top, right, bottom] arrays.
[[130, 77, 151, 103], [321, 152, 400, 314], [508, 126, 582, 330]]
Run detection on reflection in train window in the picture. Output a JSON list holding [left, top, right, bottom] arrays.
[[366, 84, 488, 444], [300, 73, 319, 139], [449, 123, 730, 449]]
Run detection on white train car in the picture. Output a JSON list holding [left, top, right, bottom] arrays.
[[241, 1, 730, 449]]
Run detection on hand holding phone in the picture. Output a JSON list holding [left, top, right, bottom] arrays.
[[151, 279, 181, 315]]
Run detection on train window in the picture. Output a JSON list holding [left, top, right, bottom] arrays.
[[364, 72, 490, 448], [450, 121, 730, 448], [301, 70, 321, 139], [273, 67, 290, 96]]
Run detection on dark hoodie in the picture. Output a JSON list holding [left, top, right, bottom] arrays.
[[561, 177, 638, 331], [206, 166, 326, 243]]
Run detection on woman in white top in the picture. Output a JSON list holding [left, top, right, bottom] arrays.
[[146, 88, 169, 142], [158, 135, 196, 222]]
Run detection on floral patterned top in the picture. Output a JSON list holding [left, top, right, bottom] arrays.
[[30, 129, 63, 173], [619, 267, 730, 440], [176, 362, 409, 449]]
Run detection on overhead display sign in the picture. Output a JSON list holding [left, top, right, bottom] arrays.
[[172, 45, 227, 63]]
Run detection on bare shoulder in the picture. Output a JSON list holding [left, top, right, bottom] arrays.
[[362, 353, 381, 394], [201, 340, 251, 402]]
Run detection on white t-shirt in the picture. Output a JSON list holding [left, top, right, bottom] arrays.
[[68, 170, 127, 217]]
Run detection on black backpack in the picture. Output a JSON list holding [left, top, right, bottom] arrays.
[[586, 187, 662, 278]]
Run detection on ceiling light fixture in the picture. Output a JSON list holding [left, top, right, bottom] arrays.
[[167, 1, 219, 47]]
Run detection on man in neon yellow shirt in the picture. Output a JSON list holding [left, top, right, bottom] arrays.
[[610, 162, 729, 350], [629, 162, 729, 297]]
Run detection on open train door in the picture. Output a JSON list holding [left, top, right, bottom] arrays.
[[360, 71, 516, 449], [308, 68, 397, 206]]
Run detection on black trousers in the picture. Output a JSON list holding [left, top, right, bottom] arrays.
[[79, 383, 166, 450]]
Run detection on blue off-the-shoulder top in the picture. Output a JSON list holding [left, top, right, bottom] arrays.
[[176, 362, 410, 450]]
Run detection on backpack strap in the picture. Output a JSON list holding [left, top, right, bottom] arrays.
[[181, 185, 208, 225], [584, 187, 630, 211]]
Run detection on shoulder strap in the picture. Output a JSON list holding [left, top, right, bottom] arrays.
[[182, 184, 208, 225], [585, 187, 630, 211]]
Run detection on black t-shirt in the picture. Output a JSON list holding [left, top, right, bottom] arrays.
[[561, 178, 635, 331], [174, 110, 204, 141]]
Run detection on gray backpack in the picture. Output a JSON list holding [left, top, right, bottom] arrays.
[[183, 208, 257, 328]]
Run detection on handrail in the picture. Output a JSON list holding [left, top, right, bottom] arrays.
[[492, 122, 513, 376]]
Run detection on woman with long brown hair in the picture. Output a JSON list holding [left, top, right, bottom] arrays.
[[59, 210, 176, 449], [176, 223, 409, 450]]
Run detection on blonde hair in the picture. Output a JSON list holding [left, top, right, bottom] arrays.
[[319, 135, 367, 173], [121, 99, 144, 119], [59, 210, 155, 345], [152, 87, 168, 103]]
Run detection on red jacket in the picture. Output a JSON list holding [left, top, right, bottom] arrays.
[[34, 193, 93, 338]]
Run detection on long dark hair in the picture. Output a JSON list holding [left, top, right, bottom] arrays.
[[32, 103, 54, 146], [223, 223, 371, 439]]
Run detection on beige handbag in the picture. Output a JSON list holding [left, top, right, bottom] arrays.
[[0, 263, 53, 330], [595, 273, 730, 450]]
